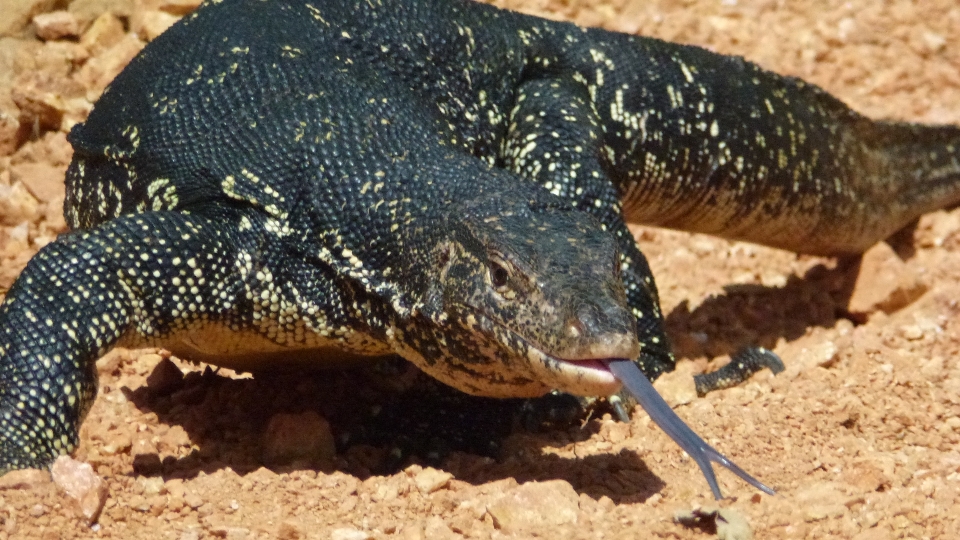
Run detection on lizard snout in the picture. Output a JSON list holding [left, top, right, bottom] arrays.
[[560, 302, 639, 361]]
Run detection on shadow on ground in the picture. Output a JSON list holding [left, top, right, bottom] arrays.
[[119, 255, 884, 505], [122, 360, 671, 504], [664, 256, 864, 361]]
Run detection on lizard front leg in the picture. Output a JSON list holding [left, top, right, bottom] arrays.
[[502, 76, 780, 397], [501, 76, 779, 497], [0, 211, 258, 472]]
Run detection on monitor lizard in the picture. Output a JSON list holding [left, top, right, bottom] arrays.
[[1, 0, 959, 499]]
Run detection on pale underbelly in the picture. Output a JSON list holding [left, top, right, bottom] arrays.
[[128, 319, 396, 372]]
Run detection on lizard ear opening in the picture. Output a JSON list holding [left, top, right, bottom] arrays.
[[420, 241, 458, 320], [434, 240, 458, 286]]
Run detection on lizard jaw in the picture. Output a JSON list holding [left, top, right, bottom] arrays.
[[436, 306, 626, 396], [495, 321, 637, 397], [520, 341, 624, 397]]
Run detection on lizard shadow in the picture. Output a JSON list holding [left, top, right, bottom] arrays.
[[443, 443, 667, 504], [116, 234, 916, 503], [663, 222, 929, 364], [118, 245, 922, 503], [123, 363, 666, 504], [662, 255, 865, 363]]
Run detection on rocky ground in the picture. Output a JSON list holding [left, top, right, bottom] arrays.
[[1, 0, 960, 538]]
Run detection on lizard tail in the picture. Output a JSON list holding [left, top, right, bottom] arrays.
[[856, 118, 960, 222], [530, 26, 960, 255], [604, 44, 960, 255], [759, 116, 960, 255]]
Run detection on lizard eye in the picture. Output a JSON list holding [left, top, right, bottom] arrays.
[[488, 259, 510, 290]]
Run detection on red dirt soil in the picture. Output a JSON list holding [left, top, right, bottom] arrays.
[[1, 0, 960, 538]]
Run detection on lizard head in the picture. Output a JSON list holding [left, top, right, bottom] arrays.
[[404, 202, 640, 398]]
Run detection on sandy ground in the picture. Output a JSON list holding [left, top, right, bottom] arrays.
[[2, 0, 960, 538]]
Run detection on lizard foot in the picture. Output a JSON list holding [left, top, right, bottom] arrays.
[[694, 347, 785, 396]]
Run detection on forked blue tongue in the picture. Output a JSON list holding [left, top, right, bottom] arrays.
[[603, 358, 775, 499]]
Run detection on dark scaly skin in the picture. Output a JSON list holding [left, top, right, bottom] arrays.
[[501, 28, 960, 255], [2, 0, 960, 497]]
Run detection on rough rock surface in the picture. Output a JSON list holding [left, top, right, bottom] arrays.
[[1, 0, 960, 539], [50, 455, 108, 524]]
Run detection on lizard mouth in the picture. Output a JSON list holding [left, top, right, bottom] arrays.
[[456, 307, 625, 396], [521, 344, 623, 397]]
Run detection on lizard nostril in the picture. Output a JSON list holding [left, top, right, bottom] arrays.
[[575, 304, 602, 335], [566, 318, 584, 338]]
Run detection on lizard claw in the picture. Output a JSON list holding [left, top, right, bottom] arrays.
[[603, 358, 775, 500]]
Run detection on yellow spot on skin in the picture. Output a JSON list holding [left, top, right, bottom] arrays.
[[305, 3, 329, 25], [666, 85, 683, 108]]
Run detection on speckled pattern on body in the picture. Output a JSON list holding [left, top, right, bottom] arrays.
[[2, 0, 960, 478]]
